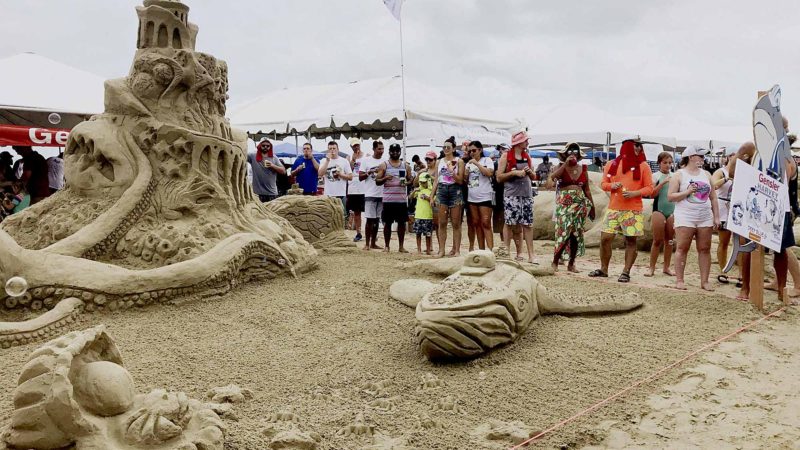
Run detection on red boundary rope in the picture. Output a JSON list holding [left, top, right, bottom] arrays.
[[509, 306, 788, 449]]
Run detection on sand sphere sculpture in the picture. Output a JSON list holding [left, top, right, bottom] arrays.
[[390, 250, 643, 360], [2, 326, 225, 449], [0, 0, 317, 333]]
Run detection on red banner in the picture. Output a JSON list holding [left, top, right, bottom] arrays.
[[0, 124, 71, 147]]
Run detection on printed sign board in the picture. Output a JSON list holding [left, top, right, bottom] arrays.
[[726, 159, 789, 252]]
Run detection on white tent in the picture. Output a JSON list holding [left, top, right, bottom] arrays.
[[229, 76, 523, 148], [0, 52, 105, 129]]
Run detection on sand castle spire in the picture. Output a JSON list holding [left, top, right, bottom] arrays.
[[136, 0, 198, 50]]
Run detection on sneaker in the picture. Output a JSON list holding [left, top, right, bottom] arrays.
[[353, 233, 363, 242]]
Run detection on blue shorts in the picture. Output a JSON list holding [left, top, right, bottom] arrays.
[[436, 183, 463, 208]]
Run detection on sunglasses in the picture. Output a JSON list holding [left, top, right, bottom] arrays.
[[567, 149, 580, 154], [425, 157, 434, 161]]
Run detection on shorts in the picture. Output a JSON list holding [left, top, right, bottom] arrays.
[[413, 218, 434, 237], [674, 210, 713, 229], [436, 183, 463, 208], [602, 209, 645, 237], [365, 197, 383, 219], [347, 194, 365, 213], [503, 196, 533, 226], [258, 194, 278, 203], [780, 212, 796, 252], [674, 217, 714, 228], [468, 200, 493, 208], [382, 202, 409, 225]]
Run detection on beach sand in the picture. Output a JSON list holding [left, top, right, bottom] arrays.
[[0, 231, 793, 449]]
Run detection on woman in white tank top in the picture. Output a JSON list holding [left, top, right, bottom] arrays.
[[667, 146, 720, 291]]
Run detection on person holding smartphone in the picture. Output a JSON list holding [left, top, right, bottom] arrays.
[[318, 141, 353, 217], [290, 143, 320, 195], [376, 143, 412, 253]]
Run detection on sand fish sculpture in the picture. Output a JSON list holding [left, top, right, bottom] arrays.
[[2, 326, 225, 449], [0, 0, 316, 340], [391, 250, 642, 360]]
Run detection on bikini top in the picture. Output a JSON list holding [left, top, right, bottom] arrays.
[[558, 165, 588, 186]]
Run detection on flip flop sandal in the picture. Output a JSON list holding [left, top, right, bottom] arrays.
[[735, 279, 743, 288], [618, 272, 631, 283], [588, 269, 608, 278], [717, 274, 730, 284]]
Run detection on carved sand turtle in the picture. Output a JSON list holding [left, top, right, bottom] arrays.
[[390, 250, 642, 360]]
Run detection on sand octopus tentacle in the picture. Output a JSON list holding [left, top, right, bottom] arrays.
[[45, 121, 156, 260], [0, 230, 315, 316], [0, 298, 84, 349]]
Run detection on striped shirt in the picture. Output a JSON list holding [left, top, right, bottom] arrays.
[[383, 161, 408, 204]]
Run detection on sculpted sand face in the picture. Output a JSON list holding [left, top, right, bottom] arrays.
[[0, 1, 317, 326]]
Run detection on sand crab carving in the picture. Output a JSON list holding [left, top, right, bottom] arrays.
[[0, 0, 316, 324], [391, 250, 643, 360], [2, 326, 225, 449]]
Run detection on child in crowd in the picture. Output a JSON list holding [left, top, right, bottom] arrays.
[[412, 172, 434, 255], [1, 182, 27, 221]]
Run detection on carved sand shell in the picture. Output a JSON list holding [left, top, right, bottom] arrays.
[[4, 326, 123, 449]]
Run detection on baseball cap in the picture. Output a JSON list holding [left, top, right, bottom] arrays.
[[682, 145, 709, 158], [348, 137, 362, 147], [425, 150, 437, 159]]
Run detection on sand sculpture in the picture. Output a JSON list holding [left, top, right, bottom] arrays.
[[266, 195, 357, 251], [0, 297, 83, 348], [2, 326, 225, 449], [0, 1, 316, 320], [391, 250, 642, 360]]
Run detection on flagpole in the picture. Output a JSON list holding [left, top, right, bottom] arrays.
[[399, 6, 408, 163]]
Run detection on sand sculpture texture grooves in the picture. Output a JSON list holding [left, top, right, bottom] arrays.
[[392, 250, 643, 360], [266, 195, 357, 252], [2, 325, 225, 449], [0, 1, 317, 325]]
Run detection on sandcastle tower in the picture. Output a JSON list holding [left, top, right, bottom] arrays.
[[0, 1, 316, 314], [136, 0, 198, 50]]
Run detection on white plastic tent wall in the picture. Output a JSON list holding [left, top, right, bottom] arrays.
[[229, 76, 523, 147], [0, 53, 105, 128]]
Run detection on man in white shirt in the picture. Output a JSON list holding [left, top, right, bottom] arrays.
[[359, 141, 385, 250], [318, 141, 353, 216], [347, 137, 366, 242]]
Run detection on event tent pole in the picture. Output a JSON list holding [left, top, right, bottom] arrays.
[[399, 5, 408, 162]]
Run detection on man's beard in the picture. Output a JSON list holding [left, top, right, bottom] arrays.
[[567, 159, 578, 166]]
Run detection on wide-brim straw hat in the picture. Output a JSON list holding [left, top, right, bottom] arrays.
[[557, 142, 586, 161]]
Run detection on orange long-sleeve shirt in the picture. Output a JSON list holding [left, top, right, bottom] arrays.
[[601, 161, 654, 211]]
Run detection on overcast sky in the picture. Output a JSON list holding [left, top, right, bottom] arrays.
[[2, 0, 799, 142]]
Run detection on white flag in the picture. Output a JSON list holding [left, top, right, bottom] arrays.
[[383, 0, 404, 21]]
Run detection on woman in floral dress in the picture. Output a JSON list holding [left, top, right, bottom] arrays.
[[548, 143, 595, 272]]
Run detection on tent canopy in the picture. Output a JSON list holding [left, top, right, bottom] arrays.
[[229, 76, 523, 147], [0, 52, 105, 129]]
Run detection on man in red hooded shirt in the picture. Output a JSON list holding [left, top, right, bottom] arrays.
[[588, 139, 654, 282]]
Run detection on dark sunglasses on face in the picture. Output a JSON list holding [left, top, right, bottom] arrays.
[[425, 158, 434, 162]]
